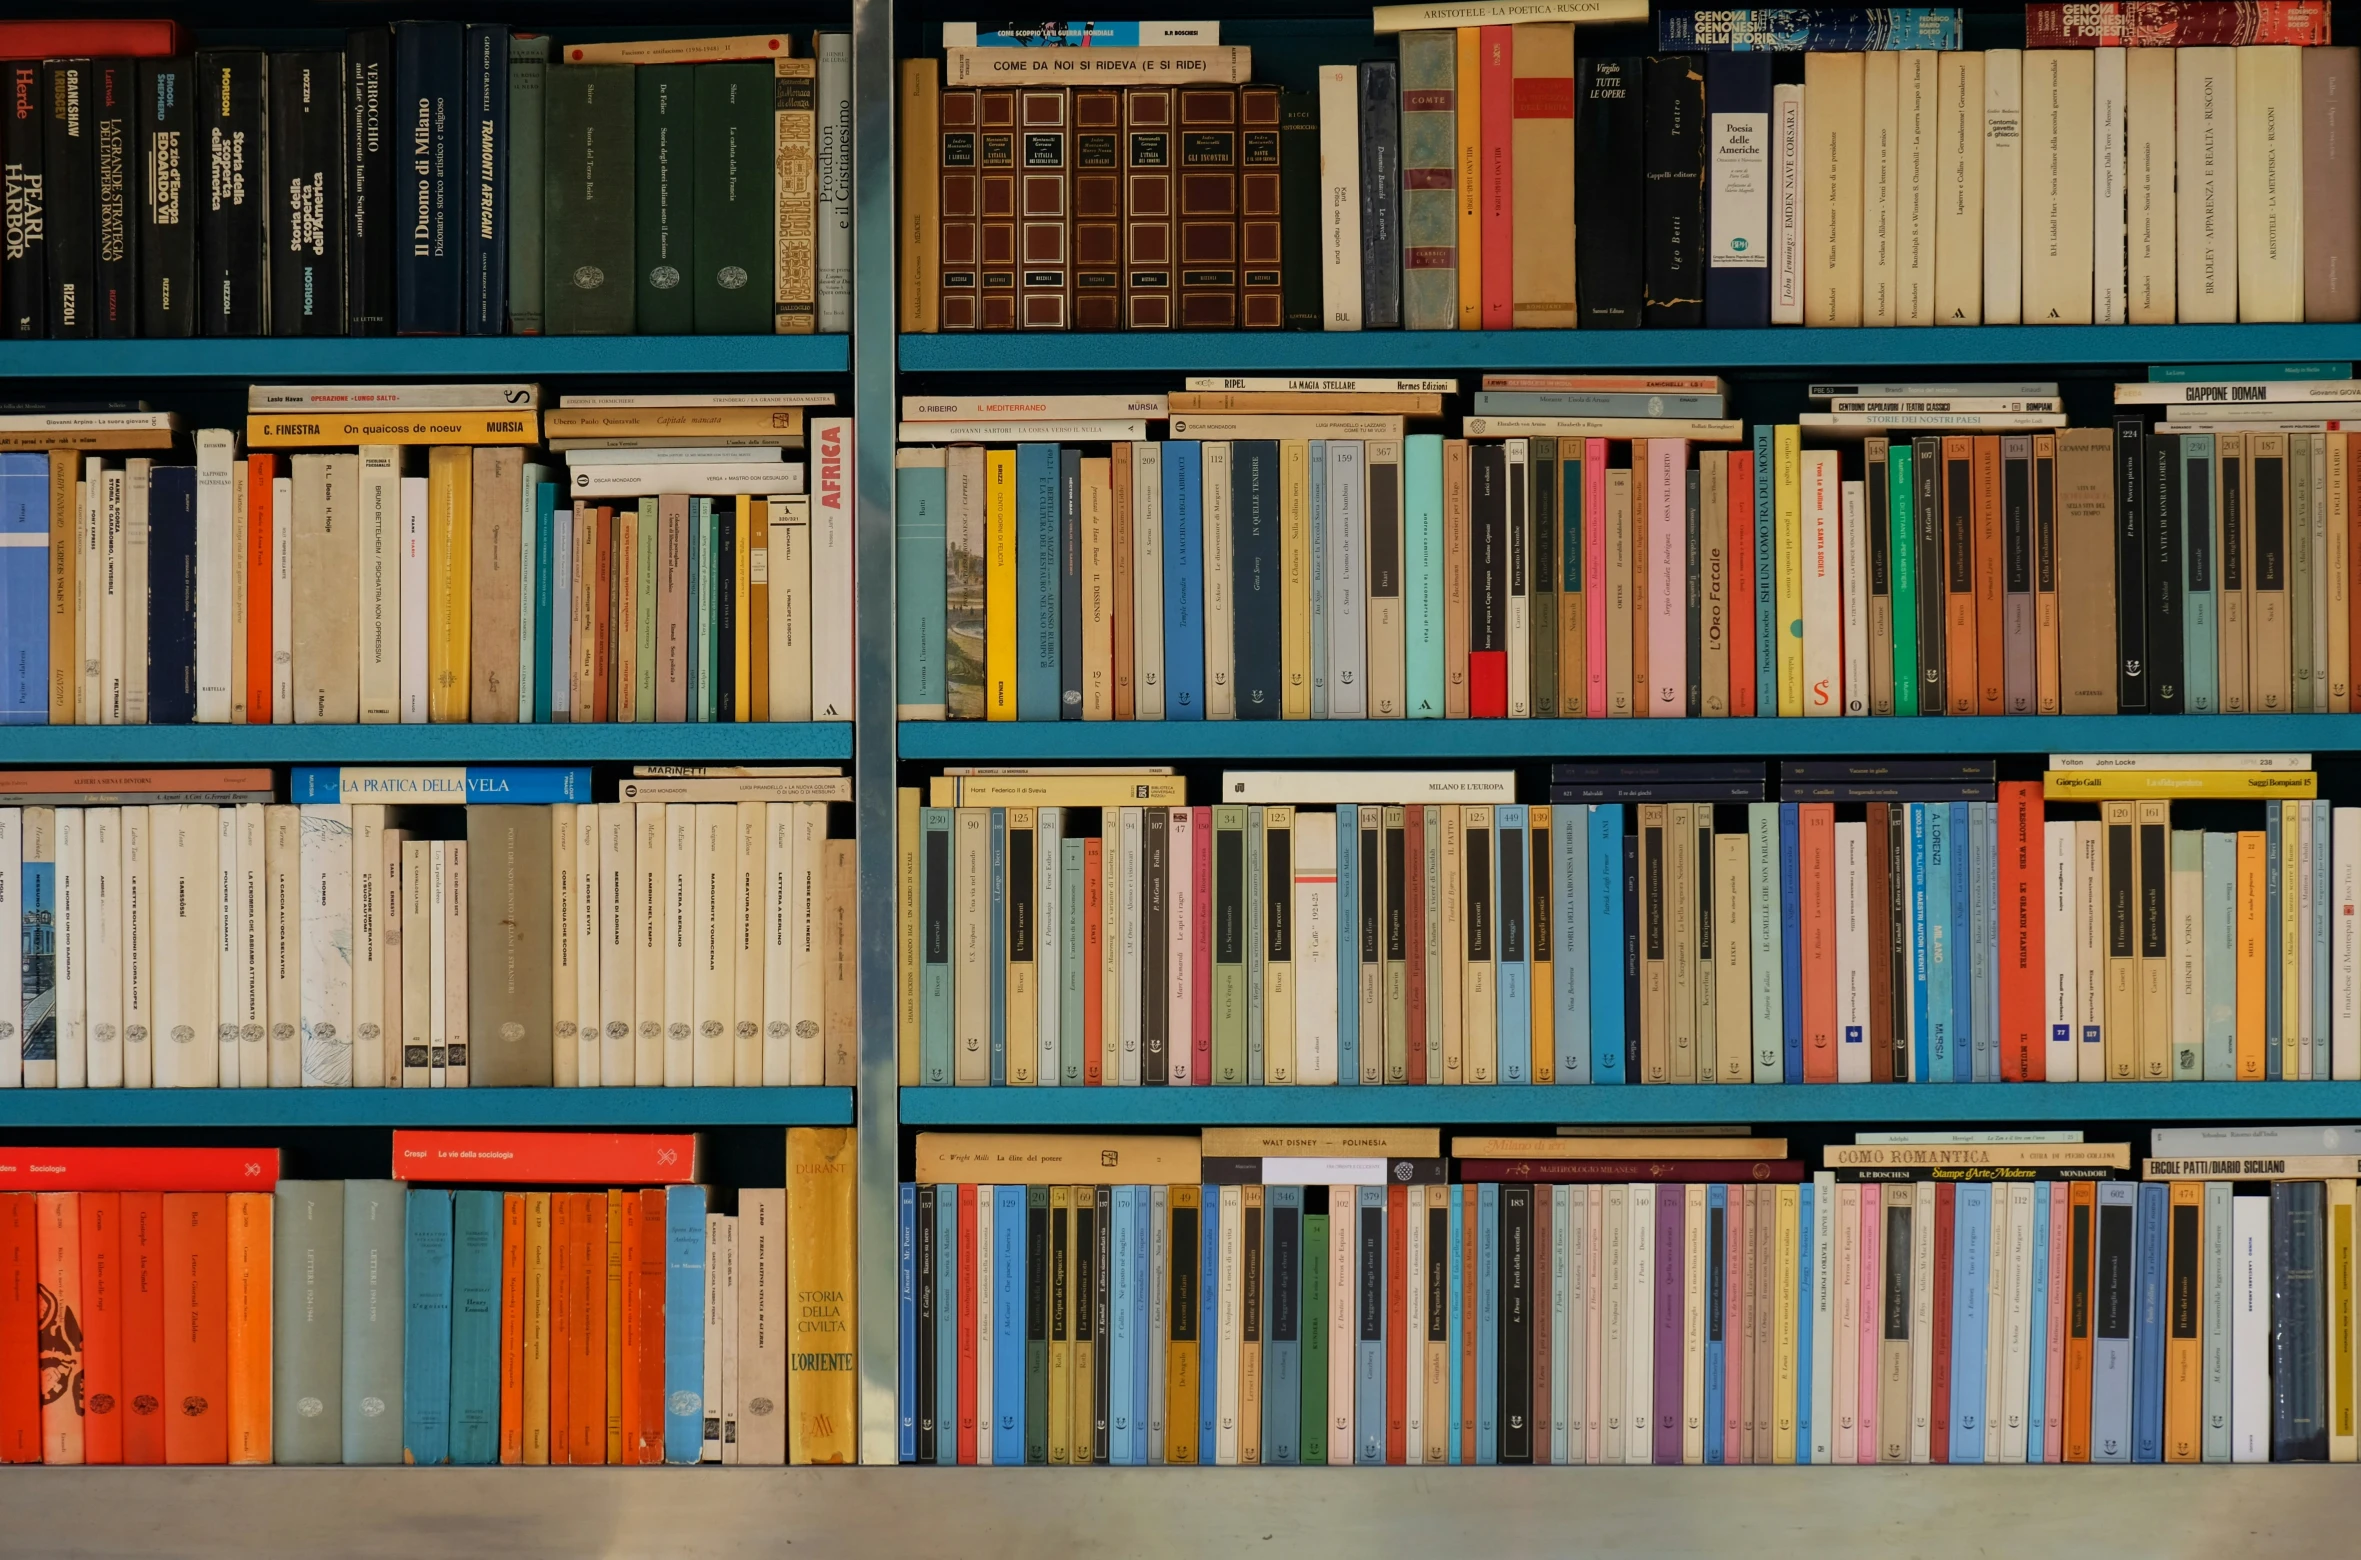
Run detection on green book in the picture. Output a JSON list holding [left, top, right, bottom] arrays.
[[1213, 805, 1248, 1083], [634, 64, 695, 334], [693, 61, 776, 333], [1026, 1185, 1050, 1463], [1889, 441, 1919, 716], [636, 496, 659, 719], [543, 62, 636, 334], [1531, 439, 1558, 716], [505, 34, 551, 334], [1278, 90, 1321, 332], [1396, 29, 1458, 331], [697, 499, 719, 721], [1300, 1209, 1327, 1466]]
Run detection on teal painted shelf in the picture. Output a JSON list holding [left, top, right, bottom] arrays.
[[901, 712, 2358, 762], [900, 1082, 2356, 1127], [0, 1087, 851, 1129], [0, 723, 851, 764], [901, 323, 2356, 374], [0, 336, 848, 379]]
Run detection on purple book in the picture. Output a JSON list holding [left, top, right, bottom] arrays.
[[1655, 1186, 1685, 1463]]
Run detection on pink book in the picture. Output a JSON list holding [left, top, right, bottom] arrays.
[[1798, 803, 1839, 1082], [1583, 440, 1608, 717], [1723, 1180, 1743, 1461], [1857, 1183, 1880, 1463], [1731, 1184, 1752, 1462], [1726, 449, 1756, 717], [2045, 1182, 2068, 1461], [1585, 1183, 1603, 1463], [1167, 808, 1194, 1085], [1191, 806, 1213, 1086], [1646, 438, 1689, 716]]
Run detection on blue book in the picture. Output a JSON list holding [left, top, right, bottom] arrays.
[[1705, 1184, 1726, 1463], [1796, 1183, 1813, 1462], [919, 808, 954, 1085], [2180, 434, 2217, 712], [2091, 1183, 2137, 1462], [1779, 804, 1802, 1082], [1950, 802, 1974, 1082], [2317, 800, 2334, 1075], [899, 1184, 917, 1461], [994, 1186, 1026, 1464], [1337, 807, 1359, 1086], [393, 22, 467, 333], [2027, 1182, 2051, 1461], [1247, 808, 1265, 1084], [1748, 803, 1781, 1081], [1495, 803, 1531, 1084], [531, 481, 556, 722], [1162, 442, 1205, 719], [548, 487, 573, 718], [1969, 802, 1994, 1082], [1357, 1185, 1387, 1464], [143, 466, 198, 724], [1134, 1191, 1152, 1465], [1476, 1182, 1498, 1464], [1110, 1186, 1134, 1463], [1013, 442, 1060, 719], [342, 1180, 406, 1465], [1404, 434, 1446, 718], [1909, 803, 1932, 1081], [1658, 6, 1964, 49], [1557, 800, 1590, 1081], [933, 1186, 956, 1465], [0, 454, 46, 723], [447, 1189, 502, 1465], [1753, 424, 1776, 717], [1927, 802, 1955, 1081], [402, 1187, 453, 1466], [1058, 449, 1083, 720], [895, 449, 947, 717], [1951, 1184, 1990, 1462], [19, 842, 50, 1072], [289, 765, 592, 804], [1199, 1186, 1219, 1461], [1231, 441, 1284, 719], [989, 808, 1007, 1085], [2134, 1181, 2167, 1462], [2266, 803, 2283, 1079], [1588, 805, 1626, 1083], [1265, 1185, 1302, 1463], [664, 1185, 707, 1464], [1447, 1185, 1464, 1464], [1308, 443, 1329, 717]]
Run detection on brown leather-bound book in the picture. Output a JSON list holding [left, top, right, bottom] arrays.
[[977, 88, 1020, 330], [1941, 436, 1977, 714], [937, 84, 979, 329], [2033, 435, 2061, 713], [1176, 86, 1239, 328], [1973, 434, 2005, 714], [2056, 428, 2119, 713], [901, 59, 941, 333], [1866, 802, 1894, 1084], [1444, 438, 1470, 717], [1240, 85, 1283, 329], [1124, 87, 1175, 329], [2304, 47, 2361, 323], [2249, 432, 2293, 710], [2218, 432, 2249, 710], [1110, 445, 1135, 718], [1017, 88, 1071, 329], [1071, 87, 1123, 330]]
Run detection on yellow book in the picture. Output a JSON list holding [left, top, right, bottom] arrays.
[[1263, 806, 1297, 1082], [1006, 807, 1038, 1085], [2237, 830, 2267, 1079], [2284, 800, 2304, 1081], [427, 446, 473, 723], [2042, 770, 2319, 800], [985, 449, 1017, 720], [734, 496, 753, 720], [1080, 456, 1114, 719], [2166, 1180, 2205, 1462], [606, 1187, 625, 1464], [1281, 439, 1311, 718], [245, 410, 539, 446], [1460, 805, 1497, 1084], [946, 774, 1189, 808], [2331, 1180, 2356, 1462], [1456, 28, 1483, 331], [46, 449, 74, 722], [1238, 1185, 1264, 1464], [785, 1126, 857, 1463], [1773, 1183, 1801, 1463], [1072, 1187, 1100, 1462], [1531, 804, 1554, 1085], [1774, 425, 1804, 716], [899, 786, 923, 1086], [1047, 1185, 1074, 1463], [2102, 800, 2139, 1080], [524, 1190, 551, 1465], [1167, 1185, 1202, 1463]]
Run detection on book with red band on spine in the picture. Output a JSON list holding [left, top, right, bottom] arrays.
[[0, 20, 183, 57], [391, 1131, 705, 1184], [0, 1147, 280, 1191]]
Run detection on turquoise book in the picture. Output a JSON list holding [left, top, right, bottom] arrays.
[[1198, 1186, 1219, 1460], [1109, 1185, 1135, 1463], [1556, 804, 1589, 1082], [1889, 441, 1918, 715], [1909, 803, 1932, 1082], [664, 1183, 708, 1464], [2181, 434, 2217, 712], [1951, 1183, 1990, 1461], [919, 807, 953, 1085], [1494, 804, 1531, 1084], [1447, 1185, 1464, 1464], [531, 480, 556, 722], [1355, 1185, 1387, 1464], [1337, 807, 1359, 1086], [1589, 804, 1627, 1084], [402, 1188, 453, 1466], [342, 1180, 406, 1465], [1016, 442, 1061, 719], [1746, 802, 1781, 1082], [272, 1180, 343, 1465], [896, 451, 948, 718], [1162, 442, 1206, 719], [1061, 837, 1087, 1084], [1925, 802, 1954, 1082], [1968, 801, 1994, 1082], [448, 1189, 503, 1465], [1475, 1182, 1497, 1464], [1404, 433, 1446, 717]]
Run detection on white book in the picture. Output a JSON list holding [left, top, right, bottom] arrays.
[[1328, 1187, 1354, 1464], [1811, 1174, 1834, 1464], [270, 472, 293, 724], [664, 804, 696, 1086], [426, 838, 447, 1087], [566, 807, 597, 1086], [807, 417, 853, 719], [760, 802, 799, 1087], [1909, 1180, 1937, 1462], [1861, 50, 1898, 325], [1983, 47, 2021, 323], [54, 809, 83, 1089], [1327, 440, 1365, 719], [1585, 1185, 1605, 1461], [1293, 818, 1337, 1084], [126, 463, 151, 724], [1118, 807, 1143, 1086], [1317, 65, 1362, 330], [1840, 479, 1869, 714], [157, 807, 219, 1088], [702, 1214, 726, 1462], [1801, 450, 1842, 715], [2338, 808, 2360, 1079], [1203, 442, 1234, 717], [1682, 1183, 1706, 1464], [737, 1188, 787, 1465], [2236, 44, 2303, 323], [122, 807, 156, 1088], [2176, 48, 2238, 322], [99, 468, 124, 725], [399, 476, 429, 722], [2022, 48, 2095, 324], [2076, 819, 2106, 1080], [79, 465, 100, 724], [2124, 47, 2176, 322], [2045, 819, 2078, 1080], [236, 805, 265, 1088], [2172, 830, 2203, 1078], [1132, 443, 1166, 719], [735, 803, 772, 1083], [1833, 1182, 1859, 1463], [1037, 807, 1063, 1087], [1215, 1184, 1241, 1464], [194, 431, 236, 722], [1625, 1184, 1653, 1465], [213, 809, 240, 1088], [1600, 1183, 1626, 1463], [549, 807, 577, 1088], [2232, 1194, 2269, 1460], [443, 840, 467, 1087], [350, 807, 385, 1089], [399, 839, 429, 1088], [691, 803, 737, 1086], [1895, 50, 1935, 324], [1836, 820, 1871, 1082], [356, 447, 400, 723], [769, 496, 814, 721], [1159, 808, 1184, 1087], [972, 1187, 993, 1465], [0, 812, 16, 1082], [595, 803, 635, 1086], [2000, 1182, 2035, 1461], [85, 810, 120, 1089], [1218, 769, 1514, 806], [2091, 47, 2126, 324], [1771, 79, 1805, 324], [815, 32, 853, 332], [229, 462, 248, 722], [788, 804, 826, 1086], [633, 804, 668, 1085], [1506, 439, 1531, 718], [1979, 1182, 2004, 1460], [952, 808, 987, 1085]]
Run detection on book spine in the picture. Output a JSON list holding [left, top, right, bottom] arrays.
[[1239, 85, 1282, 330], [268, 52, 345, 337], [137, 59, 195, 337], [394, 23, 463, 334], [2, 65, 44, 338], [502, 35, 546, 335], [1576, 57, 1644, 328], [814, 34, 851, 333], [1176, 86, 1236, 329], [461, 25, 507, 336], [43, 59, 94, 339], [543, 63, 635, 335], [692, 62, 775, 334], [90, 59, 135, 338], [1703, 52, 1770, 328], [1397, 36, 1456, 331], [1643, 53, 1706, 327], [1356, 64, 1400, 331]]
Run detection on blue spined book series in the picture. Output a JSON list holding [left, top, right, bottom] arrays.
[[290, 765, 592, 804], [1657, 6, 1963, 49], [664, 1183, 708, 1465], [401, 1187, 453, 1466]]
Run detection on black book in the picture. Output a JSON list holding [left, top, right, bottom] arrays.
[[1642, 54, 1705, 328], [1268, 1195, 1298, 1460], [146, 466, 197, 724], [1264, 812, 1293, 1064], [91, 58, 136, 337], [2271, 1181, 2327, 1461], [461, 23, 508, 336], [3, 62, 46, 337], [1701, 52, 1770, 327], [2181, 439, 2213, 677], [136, 58, 195, 337], [1553, 761, 1763, 782], [1048, 1192, 1070, 1456], [1497, 810, 1526, 979], [1359, 821, 1382, 1062], [1356, 60, 1399, 330], [1469, 441, 1507, 689], [1277, 90, 1319, 330], [2145, 430, 2183, 711], [1576, 58, 1643, 328], [1091, 1185, 1111, 1463], [268, 52, 347, 336], [1782, 759, 1995, 782], [1463, 809, 1492, 979], [1913, 435, 1944, 712], [1356, 1195, 1384, 1442], [1141, 806, 1167, 1084], [1551, 781, 1764, 803], [344, 27, 394, 335], [2002, 437, 2032, 710], [1884, 1200, 1913, 1350], [1026, 1188, 1050, 1462], [1424, 1198, 1449, 1354], [42, 59, 93, 338], [194, 49, 267, 335], [921, 823, 950, 1085], [1499, 1183, 1533, 1463], [1782, 782, 1996, 803], [1622, 832, 1641, 1077], [2137, 814, 2169, 1002], [2095, 1192, 2134, 1460], [1241, 1191, 1264, 1450], [714, 501, 736, 719], [1059, 448, 1081, 719], [1230, 441, 1282, 719], [2113, 416, 2148, 710], [393, 20, 465, 335], [913, 1183, 936, 1463]]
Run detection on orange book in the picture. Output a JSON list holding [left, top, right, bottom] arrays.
[[619, 1189, 644, 1463], [1973, 435, 2004, 714], [1083, 836, 1104, 1086], [2064, 1181, 2096, 1462], [500, 1193, 526, 1465], [548, 1192, 572, 1462], [570, 1192, 607, 1465], [120, 1192, 165, 1465], [2165, 1181, 2203, 1462], [637, 1190, 667, 1463], [2237, 831, 2267, 1079], [606, 1187, 626, 1464], [1941, 436, 1977, 715], [1799, 802, 1838, 1082], [78, 1192, 123, 1465], [224, 1191, 271, 1465], [524, 1191, 552, 1465], [38, 1191, 83, 1464], [0, 1194, 36, 1462], [161, 1192, 228, 1465], [245, 454, 275, 723]]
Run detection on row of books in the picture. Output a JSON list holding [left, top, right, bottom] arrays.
[[893, 1127, 2359, 1464], [0, 782, 855, 1089], [892, 395, 2343, 723], [0, 1130, 857, 1466], [892, 762, 2358, 1088], [897, 31, 2361, 332], [0, 394, 855, 726], [0, 21, 851, 338]]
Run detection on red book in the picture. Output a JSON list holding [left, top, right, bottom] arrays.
[[119, 1193, 164, 1464], [955, 1184, 977, 1464], [161, 1192, 228, 1466], [1799, 802, 1838, 1082], [1191, 806, 1212, 1085], [78, 1192, 122, 1464], [1531, 1187, 1551, 1458], [0, 20, 181, 55], [1727, 449, 1756, 717], [390, 1132, 701, 1185], [2024, 0, 2330, 46], [245, 456, 274, 724], [636, 1190, 667, 1463], [1457, 1160, 1805, 1184], [1385, 1182, 1407, 1465], [1998, 780, 2045, 1080], [0, 1195, 35, 1462], [1479, 26, 1513, 330], [1928, 1183, 1955, 1466], [37, 1192, 82, 1463], [1083, 837, 1104, 1085], [0, 1146, 280, 1192], [548, 1196, 573, 1463], [1403, 805, 1427, 1084]]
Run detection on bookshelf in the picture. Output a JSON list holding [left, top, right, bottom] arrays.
[[6, 724, 855, 764], [0, 1087, 852, 1129], [0, 335, 851, 379]]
